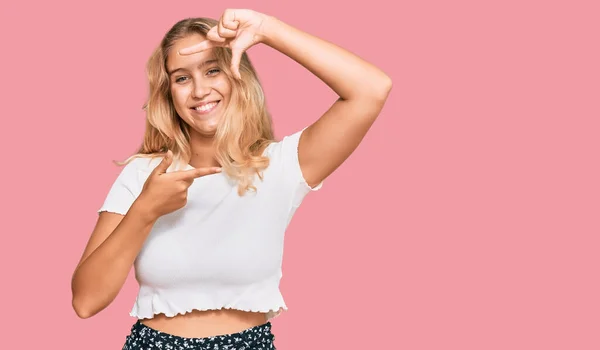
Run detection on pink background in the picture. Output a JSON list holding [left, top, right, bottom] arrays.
[[1, 0, 599, 349]]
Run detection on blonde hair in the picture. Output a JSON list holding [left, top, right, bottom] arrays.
[[120, 17, 275, 195]]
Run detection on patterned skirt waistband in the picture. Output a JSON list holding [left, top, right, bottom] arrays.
[[123, 320, 275, 350]]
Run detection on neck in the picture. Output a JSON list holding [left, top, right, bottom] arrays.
[[188, 132, 220, 168]]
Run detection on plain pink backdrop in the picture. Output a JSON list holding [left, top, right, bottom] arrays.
[[1, 0, 598, 349]]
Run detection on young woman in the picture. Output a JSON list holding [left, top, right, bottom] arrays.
[[71, 8, 392, 350]]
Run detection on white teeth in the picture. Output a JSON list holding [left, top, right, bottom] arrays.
[[194, 102, 217, 112]]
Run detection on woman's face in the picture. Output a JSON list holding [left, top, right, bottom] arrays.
[[166, 33, 232, 137]]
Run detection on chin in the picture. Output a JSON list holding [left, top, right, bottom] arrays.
[[190, 122, 219, 138]]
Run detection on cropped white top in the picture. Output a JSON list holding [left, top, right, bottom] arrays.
[[97, 128, 322, 320]]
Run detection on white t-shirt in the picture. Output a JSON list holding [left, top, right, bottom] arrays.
[[98, 128, 322, 320]]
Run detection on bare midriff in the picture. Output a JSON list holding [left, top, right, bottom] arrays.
[[140, 309, 269, 338]]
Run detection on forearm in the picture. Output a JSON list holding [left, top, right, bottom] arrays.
[[71, 198, 157, 318], [260, 16, 392, 101]]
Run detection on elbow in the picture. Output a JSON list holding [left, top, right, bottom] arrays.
[[376, 75, 393, 100], [72, 298, 92, 319], [363, 74, 392, 102], [72, 294, 98, 319]]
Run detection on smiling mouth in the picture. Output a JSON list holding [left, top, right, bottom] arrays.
[[191, 101, 220, 114]]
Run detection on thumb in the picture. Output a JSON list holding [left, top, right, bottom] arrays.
[[230, 47, 243, 80], [206, 26, 226, 43], [155, 150, 173, 174]]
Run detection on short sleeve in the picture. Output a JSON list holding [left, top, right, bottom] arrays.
[[269, 127, 323, 207], [97, 160, 141, 216], [281, 127, 324, 191]]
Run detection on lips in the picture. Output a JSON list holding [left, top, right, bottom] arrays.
[[190, 100, 220, 114]]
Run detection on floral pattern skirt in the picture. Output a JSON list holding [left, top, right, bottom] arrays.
[[122, 320, 276, 350]]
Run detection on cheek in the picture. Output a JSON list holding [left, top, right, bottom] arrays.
[[213, 78, 232, 99], [170, 87, 189, 110]]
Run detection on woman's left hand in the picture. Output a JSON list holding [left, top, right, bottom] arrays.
[[178, 9, 269, 79]]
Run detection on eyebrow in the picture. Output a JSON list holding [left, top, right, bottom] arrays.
[[168, 59, 218, 76]]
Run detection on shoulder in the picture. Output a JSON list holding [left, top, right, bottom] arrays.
[[126, 156, 161, 173], [264, 128, 305, 161], [110, 157, 150, 179], [123, 155, 182, 174], [122, 155, 192, 185], [109, 156, 161, 188], [263, 127, 323, 192]]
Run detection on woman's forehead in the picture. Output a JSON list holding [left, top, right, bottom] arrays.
[[167, 47, 217, 74]]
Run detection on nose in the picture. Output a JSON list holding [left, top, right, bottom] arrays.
[[192, 80, 211, 99]]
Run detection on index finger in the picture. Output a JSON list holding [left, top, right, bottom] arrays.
[[176, 166, 222, 179], [178, 39, 219, 55]]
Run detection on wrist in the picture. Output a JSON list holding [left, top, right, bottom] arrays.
[[258, 14, 283, 47], [130, 195, 159, 224]]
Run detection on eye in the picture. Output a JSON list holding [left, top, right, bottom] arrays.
[[175, 76, 188, 83], [207, 68, 221, 76]]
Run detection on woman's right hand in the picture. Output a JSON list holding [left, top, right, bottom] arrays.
[[137, 150, 221, 219]]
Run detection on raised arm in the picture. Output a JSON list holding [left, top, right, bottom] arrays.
[[261, 16, 393, 187], [178, 9, 393, 188]]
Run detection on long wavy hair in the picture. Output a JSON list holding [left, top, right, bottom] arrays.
[[120, 17, 275, 195]]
